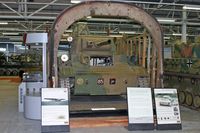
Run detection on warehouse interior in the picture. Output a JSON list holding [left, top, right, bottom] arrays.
[[1, 0, 200, 133]]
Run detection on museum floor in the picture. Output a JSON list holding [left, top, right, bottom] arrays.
[[0, 77, 200, 133]]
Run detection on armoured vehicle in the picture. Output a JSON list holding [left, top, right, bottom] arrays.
[[48, 1, 164, 112], [58, 35, 149, 95], [0, 49, 42, 76], [164, 40, 200, 109]]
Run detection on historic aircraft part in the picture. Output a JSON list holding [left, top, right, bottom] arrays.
[[49, 1, 164, 88]]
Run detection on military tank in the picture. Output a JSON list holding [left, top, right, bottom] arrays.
[[0, 49, 42, 76], [164, 40, 200, 109], [58, 35, 150, 96]]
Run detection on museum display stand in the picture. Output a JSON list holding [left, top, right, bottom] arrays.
[[18, 33, 48, 120], [41, 88, 70, 132], [24, 93, 41, 119], [154, 88, 182, 130], [127, 87, 154, 130], [127, 87, 182, 131]]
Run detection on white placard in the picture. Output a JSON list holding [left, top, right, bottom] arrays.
[[164, 47, 172, 59], [41, 88, 69, 126], [26, 33, 48, 44], [154, 89, 181, 125], [127, 87, 154, 124]]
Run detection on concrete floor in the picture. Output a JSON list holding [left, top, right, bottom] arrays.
[[1, 79, 200, 133]]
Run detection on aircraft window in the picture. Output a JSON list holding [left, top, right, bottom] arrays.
[[90, 56, 113, 66]]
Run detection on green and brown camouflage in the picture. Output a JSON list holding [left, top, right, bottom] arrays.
[[0, 49, 42, 76], [58, 35, 149, 95], [164, 41, 200, 109]]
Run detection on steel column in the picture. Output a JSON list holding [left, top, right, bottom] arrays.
[[182, 9, 187, 43]]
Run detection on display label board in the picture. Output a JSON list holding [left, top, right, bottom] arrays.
[[164, 47, 172, 59], [127, 87, 154, 130], [41, 88, 69, 132], [154, 88, 182, 130]]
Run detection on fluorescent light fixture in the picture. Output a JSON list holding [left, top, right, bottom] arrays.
[[65, 29, 73, 33], [0, 48, 6, 52], [183, 5, 200, 10], [0, 22, 8, 25], [172, 33, 188, 36], [71, 0, 83, 3], [157, 18, 175, 22], [62, 34, 69, 37], [91, 108, 116, 111], [2, 32, 19, 35], [86, 18, 132, 23], [109, 35, 123, 37], [9, 37, 23, 41], [87, 16, 92, 19], [15, 45, 26, 50], [172, 33, 182, 36], [60, 39, 67, 41], [164, 37, 170, 40], [119, 31, 136, 34]]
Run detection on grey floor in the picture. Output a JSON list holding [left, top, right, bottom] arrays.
[[1, 80, 200, 133]]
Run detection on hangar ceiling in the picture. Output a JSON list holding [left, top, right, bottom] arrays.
[[0, 0, 200, 42]]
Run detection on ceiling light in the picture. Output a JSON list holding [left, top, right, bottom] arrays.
[[157, 18, 175, 22], [62, 34, 69, 37], [119, 31, 136, 34], [87, 16, 92, 19], [0, 48, 6, 52], [183, 5, 200, 10], [60, 39, 67, 41], [172, 33, 188, 36], [86, 18, 132, 23], [71, 0, 83, 3], [164, 37, 170, 40], [109, 35, 123, 37], [0, 22, 8, 25], [172, 33, 182, 36], [2, 32, 19, 35], [65, 29, 73, 33]]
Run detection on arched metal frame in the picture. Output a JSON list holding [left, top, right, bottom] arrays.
[[49, 0, 164, 88]]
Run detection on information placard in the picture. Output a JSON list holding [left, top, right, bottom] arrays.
[[154, 88, 182, 130], [127, 87, 154, 130], [41, 88, 69, 132]]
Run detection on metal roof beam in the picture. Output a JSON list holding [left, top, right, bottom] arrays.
[[34, 21, 48, 30], [0, 1, 72, 6], [0, 15, 55, 20], [28, 0, 58, 17], [1, 3, 23, 17], [0, 1, 184, 6]]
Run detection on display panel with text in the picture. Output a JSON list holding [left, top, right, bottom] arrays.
[[127, 87, 154, 130], [41, 88, 69, 132], [154, 88, 182, 130]]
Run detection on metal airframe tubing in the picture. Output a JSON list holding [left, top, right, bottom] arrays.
[[50, 1, 164, 88]]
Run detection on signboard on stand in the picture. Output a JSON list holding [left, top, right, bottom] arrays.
[[41, 88, 69, 132], [154, 88, 182, 130], [127, 87, 154, 130]]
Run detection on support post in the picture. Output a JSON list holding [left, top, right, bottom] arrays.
[[142, 33, 147, 68], [147, 35, 151, 74], [138, 37, 141, 65], [182, 9, 187, 43], [43, 42, 47, 88]]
